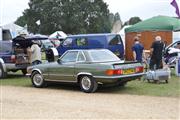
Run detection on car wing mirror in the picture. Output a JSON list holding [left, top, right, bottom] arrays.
[[57, 59, 62, 64]]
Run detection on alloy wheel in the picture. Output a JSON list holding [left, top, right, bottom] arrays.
[[81, 76, 92, 91], [33, 73, 44, 87]]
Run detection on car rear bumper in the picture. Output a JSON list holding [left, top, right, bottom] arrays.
[[94, 73, 145, 84], [5, 63, 29, 71]]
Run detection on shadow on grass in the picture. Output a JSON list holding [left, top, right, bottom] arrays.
[[4, 74, 25, 79], [0, 75, 150, 95], [41, 82, 133, 94], [44, 82, 80, 92]]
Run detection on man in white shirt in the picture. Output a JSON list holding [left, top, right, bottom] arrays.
[[30, 40, 42, 65]]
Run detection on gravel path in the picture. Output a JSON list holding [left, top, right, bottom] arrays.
[[0, 86, 179, 119]]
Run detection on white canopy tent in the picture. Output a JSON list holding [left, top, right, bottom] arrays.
[[2, 23, 28, 38], [49, 31, 67, 39], [118, 25, 131, 49]]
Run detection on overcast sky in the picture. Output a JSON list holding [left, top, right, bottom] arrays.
[[0, 0, 179, 25]]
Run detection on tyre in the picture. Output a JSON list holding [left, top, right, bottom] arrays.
[[0, 63, 7, 79], [21, 69, 27, 75], [31, 71, 46, 88], [165, 80, 168, 83], [118, 81, 127, 87], [79, 75, 98, 93]]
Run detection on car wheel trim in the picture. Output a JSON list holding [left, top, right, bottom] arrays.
[[81, 76, 91, 91], [33, 74, 43, 86]]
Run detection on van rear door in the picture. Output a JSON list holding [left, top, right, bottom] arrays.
[[107, 34, 124, 59]]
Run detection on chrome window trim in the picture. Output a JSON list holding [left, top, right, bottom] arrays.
[[76, 51, 86, 63], [45, 79, 77, 83]]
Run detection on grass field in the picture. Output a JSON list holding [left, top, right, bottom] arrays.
[[0, 70, 180, 97]]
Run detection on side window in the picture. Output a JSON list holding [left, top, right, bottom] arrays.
[[63, 38, 73, 47], [76, 38, 88, 46], [108, 35, 122, 45], [3, 30, 12, 40], [61, 51, 78, 63], [77, 52, 86, 62]]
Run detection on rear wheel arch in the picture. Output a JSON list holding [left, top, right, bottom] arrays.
[[0, 59, 7, 78], [77, 73, 93, 83], [0, 58, 4, 63], [77, 74, 98, 93], [31, 70, 46, 88], [31, 69, 42, 76]]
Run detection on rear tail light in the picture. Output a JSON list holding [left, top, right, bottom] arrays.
[[106, 69, 123, 76], [106, 70, 114, 76], [135, 66, 144, 73], [11, 55, 16, 63]]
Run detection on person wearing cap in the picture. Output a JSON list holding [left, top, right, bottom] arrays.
[[132, 36, 145, 62], [18, 31, 27, 38], [149, 36, 164, 70], [30, 40, 42, 65]]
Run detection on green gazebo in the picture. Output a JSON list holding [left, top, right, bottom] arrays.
[[125, 16, 180, 33]]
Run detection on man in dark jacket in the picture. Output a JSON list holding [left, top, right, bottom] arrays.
[[150, 36, 164, 70]]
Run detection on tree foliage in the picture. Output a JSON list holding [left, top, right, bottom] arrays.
[[123, 16, 142, 26], [129, 17, 142, 25], [109, 12, 122, 28], [15, 0, 111, 35]]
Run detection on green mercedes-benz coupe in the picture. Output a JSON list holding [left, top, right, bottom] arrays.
[[27, 49, 144, 93]]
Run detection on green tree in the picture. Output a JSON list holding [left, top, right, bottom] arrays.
[[15, 0, 111, 35], [15, 15, 27, 27], [114, 12, 121, 22], [123, 16, 142, 26], [129, 17, 142, 25]]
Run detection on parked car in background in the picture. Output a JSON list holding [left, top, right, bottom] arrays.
[[0, 36, 48, 78], [49, 38, 61, 48], [57, 33, 124, 59], [49, 31, 67, 48], [27, 49, 144, 93], [165, 40, 180, 53], [40, 39, 54, 51], [164, 40, 180, 67]]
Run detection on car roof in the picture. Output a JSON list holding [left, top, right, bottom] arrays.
[[67, 49, 108, 52], [67, 33, 119, 38], [12, 35, 48, 42], [166, 40, 180, 49]]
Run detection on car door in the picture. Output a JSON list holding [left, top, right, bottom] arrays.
[[47, 51, 78, 82]]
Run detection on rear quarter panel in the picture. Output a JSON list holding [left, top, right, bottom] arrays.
[[75, 62, 112, 77]]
